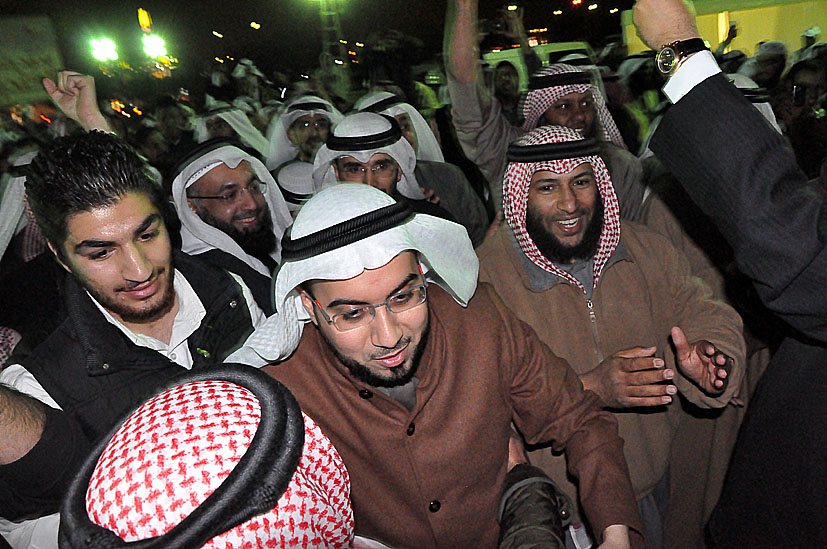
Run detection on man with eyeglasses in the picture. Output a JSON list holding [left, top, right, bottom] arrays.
[[313, 112, 495, 246], [232, 183, 643, 548], [171, 139, 293, 314], [265, 95, 343, 172]]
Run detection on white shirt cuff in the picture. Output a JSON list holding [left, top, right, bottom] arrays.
[[663, 49, 722, 104]]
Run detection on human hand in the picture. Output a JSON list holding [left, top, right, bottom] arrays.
[[420, 186, 441, 205], [580, 346, 675, 408], [503, 7, 525, 39], [598, 524, 630, 549], [671, 326, 731, 394], [633, 0, 700, 50], [42, 71, 111, 132]]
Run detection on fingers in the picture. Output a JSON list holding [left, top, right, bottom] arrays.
[[670, 326, 690, 356], [42, 78, 58, 96], [614, 346, 658, 359]]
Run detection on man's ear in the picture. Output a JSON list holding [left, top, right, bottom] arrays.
[[299, 291, 319, 326], [186, 196, 199, 214], [47, 241, 72, 274]]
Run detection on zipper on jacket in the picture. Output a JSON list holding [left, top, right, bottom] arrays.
[[586, 299, 604, 363]]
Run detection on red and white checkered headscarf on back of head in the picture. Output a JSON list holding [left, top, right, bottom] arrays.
[[503, 126, 621, 294], [522, 64, 626, 149], [83, 378, 354, 548]]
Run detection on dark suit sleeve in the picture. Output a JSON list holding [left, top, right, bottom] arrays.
[[650, 73, 827, 343]]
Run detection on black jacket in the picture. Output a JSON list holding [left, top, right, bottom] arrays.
[[0, 251, 255, 520], [651, 73, 827, 547]]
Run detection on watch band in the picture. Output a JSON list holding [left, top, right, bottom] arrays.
[[657, 38, 708, 76]]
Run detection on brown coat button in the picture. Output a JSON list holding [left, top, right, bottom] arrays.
[[407, 423, 415, 436], [359, 389, 373, 399], [429, 500, 441, 512]]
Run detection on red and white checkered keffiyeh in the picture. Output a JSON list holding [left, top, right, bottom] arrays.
[[522, 64, 626, 150], [503, 126, 621, 294], [85, 380, 354, 548], [0, 327, 22, 369], [21, 197, 46, 262]]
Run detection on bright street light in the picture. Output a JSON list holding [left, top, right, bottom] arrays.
[[142, 34, 166, 58], [91, 38, 118, 62]]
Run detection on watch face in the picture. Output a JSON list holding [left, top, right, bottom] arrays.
[[657, 47, 677, 74]]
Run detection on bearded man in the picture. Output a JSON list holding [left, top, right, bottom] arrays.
[[0, 131, 265, 548], [231, 183, 645, 549], [477, 125, 745, 548], [171, 139, 293, 314]]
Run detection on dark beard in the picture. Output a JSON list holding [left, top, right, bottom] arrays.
[[85, 264, 177, 324], [321, 321, 430, 388], [526, 195, 604, 264], [198, 206, 277, 267]]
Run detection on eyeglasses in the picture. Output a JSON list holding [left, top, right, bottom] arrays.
[[291, 119, 330, 132], [188, 180, 267, 204], [335, 158, 398, 183], [312, 283, 428, 332]]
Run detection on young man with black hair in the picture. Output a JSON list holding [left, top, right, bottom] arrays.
[[0, 131, 264, 548]]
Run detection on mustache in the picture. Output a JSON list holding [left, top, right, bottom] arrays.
[[233, 207, 262, 221], [370, 336, 411, 360], [115, 267, 165, 292]]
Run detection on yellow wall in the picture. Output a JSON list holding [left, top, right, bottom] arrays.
[[624, 0, 827, 57]]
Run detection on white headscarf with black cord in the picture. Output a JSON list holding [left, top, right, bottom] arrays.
[[227, 183, 478, 367], [170, 139, 293, 276], [312, 112, 426, 200], [353, 91, 445, 163], [265, 95, 343, 171]]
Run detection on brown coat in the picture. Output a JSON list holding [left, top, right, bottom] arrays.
[[476, 222, 746, 517], [264, 284, 643, 549]]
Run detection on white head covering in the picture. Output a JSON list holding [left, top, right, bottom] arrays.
[[504, 126, 621, 294], [522, 64, 626, 149], [265, 95, 343, 171], [274, 160, 317, 213], [227, 183, 478, 366], [353, 91, 445, 162], [0, 149, 37, 261], [171, 142, 293, 275], [194, 108, 270, 159], [312, 112, 426, 200]]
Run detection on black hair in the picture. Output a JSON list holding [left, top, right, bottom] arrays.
[[25, 131, 166, 254]]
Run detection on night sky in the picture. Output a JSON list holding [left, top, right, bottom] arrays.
[[2, 0, 633, 97]]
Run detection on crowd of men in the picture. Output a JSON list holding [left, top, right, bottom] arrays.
[[1, 0, 825, 547]]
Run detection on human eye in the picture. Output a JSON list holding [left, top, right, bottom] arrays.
[[138, 228, 160, 241], [88, 248, 112, 260], [554, 101, 570, 110], [220, 189, 239, 202], [343, 164, 363, 175], [335, 306, 369, 327], [389, 288, 416, 307], [374, 160, 391, 172]]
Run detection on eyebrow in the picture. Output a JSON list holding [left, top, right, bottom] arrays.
[[326, 272, 420, 309], [73, 213, 162, 253], [532, 167, 594, 184]]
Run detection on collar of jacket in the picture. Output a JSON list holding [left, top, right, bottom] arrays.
[[506, 227, 630, 293]]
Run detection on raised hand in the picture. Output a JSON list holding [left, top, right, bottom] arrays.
[[42, 71, 112, 132]]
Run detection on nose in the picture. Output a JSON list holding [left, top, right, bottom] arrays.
[[556, 185, 579, 214], [121, 243, 153, 283], [237, 186, 260, 211], [370, 305, 403, 348], [570, 103, 586, 126]]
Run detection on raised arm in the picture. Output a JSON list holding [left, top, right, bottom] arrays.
[[42, 71, 113, 133], [444, 0, 480, 84], [635, 0, 827, 342]]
